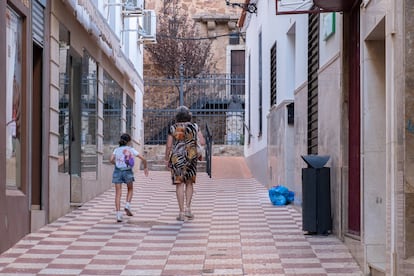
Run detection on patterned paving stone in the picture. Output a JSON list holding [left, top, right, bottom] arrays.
[[0, 171, 363, 275]]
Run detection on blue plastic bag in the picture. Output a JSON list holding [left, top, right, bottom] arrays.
[[268, 185, 295, 205], [286, 191, 295, 203]]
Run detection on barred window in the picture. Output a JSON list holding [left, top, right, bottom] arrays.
[[103, 72, 122, 148], [270, 42, 277, 106]]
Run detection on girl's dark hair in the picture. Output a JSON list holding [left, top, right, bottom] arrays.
[[175, 106, 192, 122], [119, 133, 131, 146]]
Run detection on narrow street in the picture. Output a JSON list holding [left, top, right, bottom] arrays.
[[0, 158, 363, 275]]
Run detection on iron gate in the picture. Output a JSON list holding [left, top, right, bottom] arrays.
[[143, 74, 245, 146]]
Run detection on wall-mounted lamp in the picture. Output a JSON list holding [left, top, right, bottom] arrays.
[[225, 0, 257, 13]]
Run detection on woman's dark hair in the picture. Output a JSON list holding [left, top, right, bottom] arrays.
[[175, 106, 192, 122], [119, 133, 131, 146]]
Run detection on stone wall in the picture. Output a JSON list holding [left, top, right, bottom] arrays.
[[143, 144, 243, 172], [143, 0, 243, 110], [143, 144, 243, 160], [405, 0, 414, 261]]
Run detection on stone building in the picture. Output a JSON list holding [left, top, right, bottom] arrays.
[[142, 0, 246, 147], [144, 0, 243, 78]]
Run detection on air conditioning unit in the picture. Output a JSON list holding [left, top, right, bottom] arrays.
[[138, 10, 156, 44], [122, 0, 144, 16]]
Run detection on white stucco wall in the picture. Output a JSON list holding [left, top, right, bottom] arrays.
[[243, 0, 308, 188], [267, 100, 295, 190], [317, 53, 343, 236], [319, 13, 342, 66]]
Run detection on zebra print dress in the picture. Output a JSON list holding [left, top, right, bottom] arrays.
[[168, 122, 199, 184]]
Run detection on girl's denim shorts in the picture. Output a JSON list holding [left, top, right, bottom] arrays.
[[112, 167, 135, 184]]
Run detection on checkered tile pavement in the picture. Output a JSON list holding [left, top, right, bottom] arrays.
[[0, 171, 363, 275]]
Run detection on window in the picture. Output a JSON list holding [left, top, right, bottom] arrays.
[[270, 42, 277, 106], [80, 51, 98, 178], [58, 23, 70, 173], [103, 72, 122, 160], [126, 95, 133, 136], [6, 6, 23, 189], [229, 32, 240, 45], [230, 50, 245, 96]]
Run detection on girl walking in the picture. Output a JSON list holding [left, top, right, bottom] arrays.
[[110, 133, 149, 222]]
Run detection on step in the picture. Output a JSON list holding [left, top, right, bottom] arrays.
[[369, 262, 385, 276]]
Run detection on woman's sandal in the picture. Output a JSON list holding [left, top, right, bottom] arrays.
[[176, 212, 185, 221], [185, 211, 194, 220]]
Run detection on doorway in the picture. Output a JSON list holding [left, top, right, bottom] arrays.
[[30, 43, 46, 232], [69, 54, 82, 202], [32, 44, 43, 209], [347, 7, 361, 236], [363, 17, 386, 269]]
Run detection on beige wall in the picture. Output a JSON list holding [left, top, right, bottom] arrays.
[[361, 33, 386, 272], [245, 148, 268, 186], [49, 8, 70, 220], [48, 1, 138, 221], [267, 100, 294, 191], [359, 0, 410, 274], [293, 53, 344, 235], [293, 82, 308, 206], [403, 0, 414, 273], [317, 53, 343, 236]]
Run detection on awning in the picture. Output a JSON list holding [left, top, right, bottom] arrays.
[[275, 0, 360, 14], [313, 0, 359, 12]]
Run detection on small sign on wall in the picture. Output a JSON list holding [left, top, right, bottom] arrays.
[[322, 13, 336, 41]]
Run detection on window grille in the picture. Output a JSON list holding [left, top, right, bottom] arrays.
[[307, 13, 319, 154], [270, 42, 277, 106], [103, 72, 122, 145], [32, 0, 45, 47]]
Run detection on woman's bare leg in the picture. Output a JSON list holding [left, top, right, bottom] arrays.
[[185, 181, 193, 209], [176, 182, 185, 220], [185, 181, 194, 219]]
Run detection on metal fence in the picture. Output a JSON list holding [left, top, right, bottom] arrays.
[[144, 74, 245, 146]]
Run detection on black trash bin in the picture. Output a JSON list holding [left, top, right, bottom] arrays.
[[301, 155, 332, 235]]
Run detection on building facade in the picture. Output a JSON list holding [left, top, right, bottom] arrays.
[[142, 0, 244, 109], [241, 0, 414, 274], [142, 0, 247, 152], [0, 0, 150, 254], [144, 0, 242, 77]]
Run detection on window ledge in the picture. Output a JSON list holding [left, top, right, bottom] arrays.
[[6, 188, 25, 197]]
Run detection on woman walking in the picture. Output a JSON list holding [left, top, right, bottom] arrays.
[[165, 106, 205, 221]]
